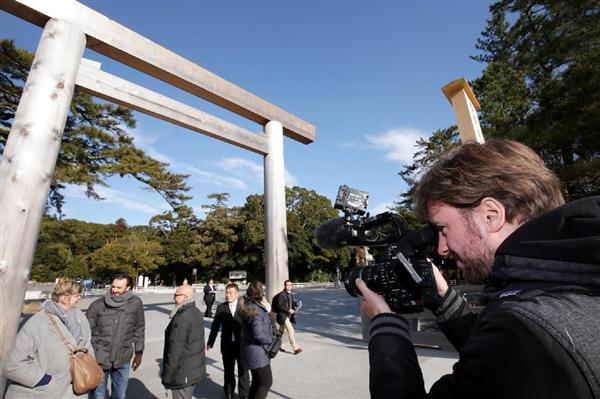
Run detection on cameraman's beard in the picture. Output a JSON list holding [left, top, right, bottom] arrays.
[[458, 213, 495, 284]]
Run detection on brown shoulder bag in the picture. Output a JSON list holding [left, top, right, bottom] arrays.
[[47, 313, 104, 394]]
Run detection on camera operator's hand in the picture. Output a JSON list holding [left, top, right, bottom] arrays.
[[355, 278, 392, 319], [432, 265, 449, 297]]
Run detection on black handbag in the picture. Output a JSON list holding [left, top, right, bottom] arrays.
[[263, 329, 283, 358]]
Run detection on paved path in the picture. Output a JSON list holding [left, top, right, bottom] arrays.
[[54, 287, 457, 398]]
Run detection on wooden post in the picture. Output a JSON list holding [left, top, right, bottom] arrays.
[[263, 121, 289, 303], [442, 78, 485, 144], [0, 18, 85, 387]]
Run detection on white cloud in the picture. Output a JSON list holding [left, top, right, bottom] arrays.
[[337, 141, 359, 148], [285, 170, 299, 187], [220, 157, 263, 182], [64, 184, 167, 215], [370, 201, 395, 215], [125, 125, 173, 164], [219, 157, 299, 187], [181, 163, 248, 190], [365, 128, 426, 164]]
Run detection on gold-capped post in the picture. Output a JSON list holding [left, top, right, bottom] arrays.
[[442, 78, 485, 144]]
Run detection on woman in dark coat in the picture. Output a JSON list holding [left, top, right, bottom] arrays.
[[162, 285, 206, 399], [240, 281, 273, 399]]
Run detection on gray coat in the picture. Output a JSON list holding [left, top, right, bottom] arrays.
[[4, 310, 93, 399], [86, 294, 145, 369]]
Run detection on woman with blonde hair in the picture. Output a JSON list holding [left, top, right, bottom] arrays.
[[5, 277, 95, 398]]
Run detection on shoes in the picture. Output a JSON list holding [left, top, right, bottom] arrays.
[[294, 348, 303, 355], [279, 348, 286, 352]]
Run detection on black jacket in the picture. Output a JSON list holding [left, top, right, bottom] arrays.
[[87, 294, 145, 370], [369, 196, 600, 399], [203, 284, 216, 302], [272, 290, 297, 325], [207, 301, 244, 353], [162, 301, 206, 389]]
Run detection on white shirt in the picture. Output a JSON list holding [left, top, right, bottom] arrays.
[[229, 300, 238, 342], [229, 300, 238, 317]]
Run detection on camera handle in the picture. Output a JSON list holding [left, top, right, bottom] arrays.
[[396, 252, 423, 285]]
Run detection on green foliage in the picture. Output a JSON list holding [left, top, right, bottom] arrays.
[[285, 186, 350, 280], [88, 232, 165, 281], [0, 39, 192, 215], [472, 1, 600, 199]]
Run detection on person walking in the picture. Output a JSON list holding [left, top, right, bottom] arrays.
[[162, 284, 206, 399], [272, 280, 302, 354], [87, 273, 145, 399], [5, 277, 94, 398], [203, 279, 217, 318], [207, 283, 249, 399], [240, 281, 273, 399]]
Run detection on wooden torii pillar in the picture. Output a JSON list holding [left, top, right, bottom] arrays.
[[0, 0, 315, 387], [442, 77, 485, 144]]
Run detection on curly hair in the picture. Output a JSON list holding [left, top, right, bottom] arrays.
[[415, 139, 564, 224], [51, 277, 82, 302]]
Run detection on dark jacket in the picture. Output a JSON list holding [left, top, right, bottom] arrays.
[[203, 284, 216, 302], [240, 302, 273, 370], [272, 290, 296, 325], [369, 196, 600, 399], [207, 301, 244, 354], [162, 301, 206, 389], [87, 294, 145, 370]]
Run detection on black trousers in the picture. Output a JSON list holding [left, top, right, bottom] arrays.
[[249, 364, 272, 399], [223, 345, 249, 398], [204, 296, 215, 317]]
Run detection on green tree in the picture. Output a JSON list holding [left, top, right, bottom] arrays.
[[285, 186, 350, 281], [149, 205, 200, 284], [0, 39, 192, 215], [188, 193, 244, 279], [472, 1, 600, 199], [88, 231, 165, 281], [235, 194, 266, 278]]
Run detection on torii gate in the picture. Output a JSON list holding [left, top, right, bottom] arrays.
[[0, 0, 315, 384]]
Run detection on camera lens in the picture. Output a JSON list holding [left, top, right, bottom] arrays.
[[343, 266, 380, 297]]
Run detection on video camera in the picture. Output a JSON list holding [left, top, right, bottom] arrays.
[[316, 185, 439, 313]]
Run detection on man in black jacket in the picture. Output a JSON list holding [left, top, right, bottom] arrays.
[[207, 283, 249, 399], [204, 279, 217, 318], [358, 139, 600, 399], [272, 280, 303, 354], [162, 284, 206, 399], [88, 273, 145, 399]]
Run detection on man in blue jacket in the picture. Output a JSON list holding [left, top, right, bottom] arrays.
[[359, 139, 600, 399]]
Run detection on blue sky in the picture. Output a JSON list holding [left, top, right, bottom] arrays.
[[1, 0, 494, 226]]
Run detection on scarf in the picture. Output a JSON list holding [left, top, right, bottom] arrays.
[[104, 289, 133, 308], [44, 299, 84, 346], [169, 297, 196, 319]]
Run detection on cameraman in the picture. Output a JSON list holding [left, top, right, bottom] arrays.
[[357, 139, 600, 399]]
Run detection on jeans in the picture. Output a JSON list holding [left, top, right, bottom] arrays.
[[90, 363, 130, 399]]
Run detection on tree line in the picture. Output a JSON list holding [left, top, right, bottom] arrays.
[[31, 190, 349, 284]]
